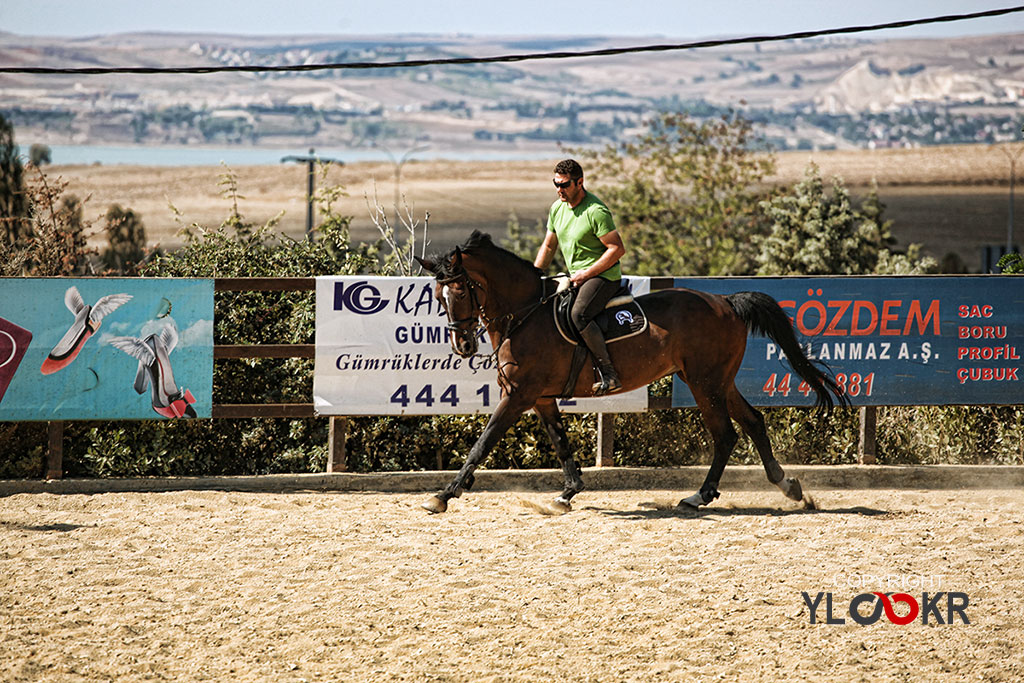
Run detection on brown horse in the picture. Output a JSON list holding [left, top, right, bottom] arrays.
[[415, 231, 846, 514]]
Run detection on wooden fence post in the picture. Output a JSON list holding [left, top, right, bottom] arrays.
[[596, 413, 615, 467], [46, 421, 64, 479], [327, 416, 348, 472], [858, 406, 877, 464]]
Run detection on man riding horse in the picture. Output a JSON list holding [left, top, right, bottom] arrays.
[[533, 159, 626, 396], [414, 159, 847, 514]]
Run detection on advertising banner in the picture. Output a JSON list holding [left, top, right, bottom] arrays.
[[314, 276, 651, 415], [0, 278, 214, 421], [671, 276, 1023, 407]]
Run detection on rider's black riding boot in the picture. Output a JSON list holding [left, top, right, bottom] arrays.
[[579, 321, 621, 395]]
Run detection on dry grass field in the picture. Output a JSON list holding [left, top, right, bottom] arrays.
[[49, 143, 1024, 271]]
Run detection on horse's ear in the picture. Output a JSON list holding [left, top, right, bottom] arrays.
[[415, 256, 436, 273], [449, 247, 463, 269]]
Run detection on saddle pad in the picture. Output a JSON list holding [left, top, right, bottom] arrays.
[[553, 289, 648, 346]]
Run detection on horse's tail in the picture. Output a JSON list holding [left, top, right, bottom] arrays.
[[726, 291, 850, 414]]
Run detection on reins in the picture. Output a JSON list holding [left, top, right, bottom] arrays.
[[438, 267, 556, 339], [436, 267, 557, 389]]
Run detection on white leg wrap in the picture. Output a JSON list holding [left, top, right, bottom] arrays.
[[681, 491, 704, 508]]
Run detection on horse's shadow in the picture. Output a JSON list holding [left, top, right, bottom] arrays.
[[588, 502, 892, 520], [0, 521, 89, 532]]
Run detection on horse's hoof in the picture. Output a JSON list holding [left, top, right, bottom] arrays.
[[678, 492, 705, 508], [550, 497, 572, 514], [780, 477, 803, 502], [421, 496, 448, 514]]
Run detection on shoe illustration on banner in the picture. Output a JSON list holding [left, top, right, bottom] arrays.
[[109, 324, 197, 418], [0, 317, 33, 407], [40, 286, 132, 375]]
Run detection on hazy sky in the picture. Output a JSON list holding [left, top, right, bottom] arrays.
[[2, 1, 1023, 39]]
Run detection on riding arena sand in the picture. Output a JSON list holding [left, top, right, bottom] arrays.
[[2, 485, 1023, 682]]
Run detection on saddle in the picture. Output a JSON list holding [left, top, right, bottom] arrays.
[[550, 281, 648, 398], [552, 283, 648, 346]]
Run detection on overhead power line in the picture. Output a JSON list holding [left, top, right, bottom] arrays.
[[2, 6, 1023, 76]]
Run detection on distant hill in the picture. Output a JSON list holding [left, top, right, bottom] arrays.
[[1, 31, 1022, 152]]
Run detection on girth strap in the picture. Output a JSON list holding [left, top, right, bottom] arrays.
[[559, 344, 591, 398]]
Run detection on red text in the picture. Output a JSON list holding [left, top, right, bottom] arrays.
[[779, 298, 941, 338]]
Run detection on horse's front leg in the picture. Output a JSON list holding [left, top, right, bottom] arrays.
[[533, 398, 584, 512], [422, 394, 528, 514]]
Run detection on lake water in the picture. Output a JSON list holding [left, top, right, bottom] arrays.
[[47, 144, 558, 166]]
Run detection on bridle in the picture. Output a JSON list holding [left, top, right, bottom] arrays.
[[437, 267, 489, 343], [435, 266, 557, 389], [437, 266, 558, 342]]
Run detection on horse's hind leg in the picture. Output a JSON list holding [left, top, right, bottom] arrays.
[[534, 398, 584, 512], [726, 388, 804, 503], [680, 382, 737, 508]]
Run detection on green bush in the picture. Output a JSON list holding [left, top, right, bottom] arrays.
[[605, 404, 1021, 469], [876, 405, 1024, 465], [345, 412, 595, 472], [0, 424, 48, 478], [64, 418, 328, 477]]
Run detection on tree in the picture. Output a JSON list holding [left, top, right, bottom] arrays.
[[0, 114, 29, 246], [101, 204, 148, 273], [2, 166, 95, 276], [502, 211, 548, 263], [572, 110, 777, 276], [53, 194, 91, 275], [29, 143, 52, 166], [756, 164, 935, 275]]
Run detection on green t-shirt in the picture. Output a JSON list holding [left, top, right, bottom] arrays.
[[547, 191, 621, 281]]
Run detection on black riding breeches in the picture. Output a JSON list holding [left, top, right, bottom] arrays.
[[571, 276, 621, 331]]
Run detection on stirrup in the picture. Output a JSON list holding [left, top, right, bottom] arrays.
[[592, 366, 621, 396]]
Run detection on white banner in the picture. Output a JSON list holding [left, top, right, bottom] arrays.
[[314, 276, 650, 415]]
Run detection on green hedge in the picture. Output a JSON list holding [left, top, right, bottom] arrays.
[[4, 404, 1021, 479]]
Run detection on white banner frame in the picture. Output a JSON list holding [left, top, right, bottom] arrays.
[[314, 276, 650, 415]]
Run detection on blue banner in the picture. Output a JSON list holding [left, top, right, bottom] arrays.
[[671, 276, 1023, 407], [0, 278, 213, 421]]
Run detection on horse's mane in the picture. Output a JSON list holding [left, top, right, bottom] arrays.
[[433, 230, 542, 281]]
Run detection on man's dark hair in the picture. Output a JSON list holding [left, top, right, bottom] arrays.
[[553, 159, 583, 180]]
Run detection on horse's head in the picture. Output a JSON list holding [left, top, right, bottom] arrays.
[[416, 248, 485, 358]]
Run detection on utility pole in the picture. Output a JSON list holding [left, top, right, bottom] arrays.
[[383, 144, 429, 224], [994, 142, 1024, 254], [280, 148, 344, 237]]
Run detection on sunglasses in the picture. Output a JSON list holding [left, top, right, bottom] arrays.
[[553, 178, 578, 189]]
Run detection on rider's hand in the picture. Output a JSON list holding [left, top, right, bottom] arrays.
[[570, 272, 589, 287]]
